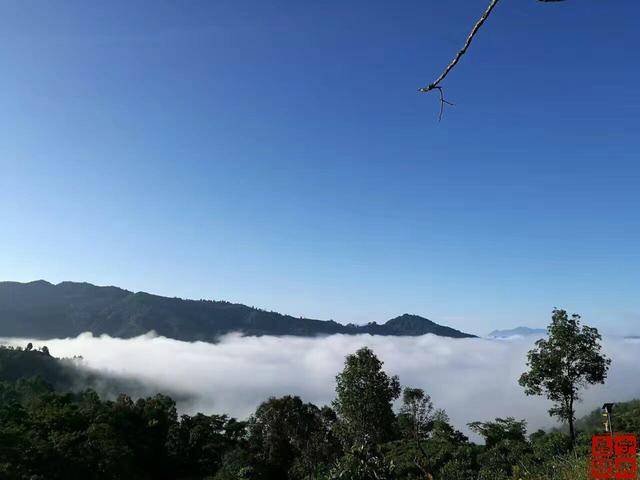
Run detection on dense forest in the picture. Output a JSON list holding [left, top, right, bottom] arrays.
[[0, 336, 635, 480], [0, 281, 475, 340]]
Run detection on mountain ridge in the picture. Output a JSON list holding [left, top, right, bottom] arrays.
[[487, 326, 547, 338], [0, 280, 476, 340]]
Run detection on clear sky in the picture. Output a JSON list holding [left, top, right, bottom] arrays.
[[1, 0, 638, 336]]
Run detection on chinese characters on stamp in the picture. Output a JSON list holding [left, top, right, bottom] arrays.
[[591, 434, 637, 479]]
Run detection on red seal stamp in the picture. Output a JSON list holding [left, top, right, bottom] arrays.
[[591, 434, 637, 479]]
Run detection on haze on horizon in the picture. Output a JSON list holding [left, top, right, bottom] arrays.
[[1, 0, 639, 336]]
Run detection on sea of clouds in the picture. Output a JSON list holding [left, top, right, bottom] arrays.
[[2, 333, 638, 437]]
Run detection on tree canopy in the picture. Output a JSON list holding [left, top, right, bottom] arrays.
[[332, 346, 401, 448], [519, 308, 611, 443]]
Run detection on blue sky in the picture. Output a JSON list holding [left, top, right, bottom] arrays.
[[1, 0, 638, 335]]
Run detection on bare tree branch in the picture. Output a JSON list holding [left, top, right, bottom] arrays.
[[419, 0, 501, 96], [420, 0, 567, 119]]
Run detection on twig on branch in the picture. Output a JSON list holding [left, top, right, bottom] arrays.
[[420, 0, 566, 119], [434, 86, 454, 122]]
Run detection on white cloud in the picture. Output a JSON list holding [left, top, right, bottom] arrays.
[[2, 333, 638, 438]]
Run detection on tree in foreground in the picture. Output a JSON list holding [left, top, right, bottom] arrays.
[[468, 417, 527, 449], [248, 395, 341, 479], [518, 308, 611, 444], [469, 417, 530, 479], [398, 387, 434, 477], [332, 346, 400, 448], [398, 387, 434, 443], [328, 444, 395, 480]]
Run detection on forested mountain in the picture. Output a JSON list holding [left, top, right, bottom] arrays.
[[0, 280, 475, 340], [0, 342, 184, 402]]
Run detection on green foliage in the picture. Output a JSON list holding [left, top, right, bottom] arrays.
[[0, 377, 244, 479], [332, 347, 401, 448], [575, 399, 640, 437], [436, 445, 480, 480], [398, 387, 434, 442], [328, 444, 395, 480], [519, 309, 611, 442], [212, 448, 255, 480], [468, 417, 527, 448], [522, 453, 593, 480], [476, 437, 533, 479], [382, 409, 476, 479], [530, 429, 573, 458], [0, 343, 173, 401], [248, 395, 340, 479], [0, 344, 74, 387], [168, 412, 244, 477]]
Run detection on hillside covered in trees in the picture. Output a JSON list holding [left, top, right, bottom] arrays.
[[0, 342, 635, 480], [0, 280, 475, 340]]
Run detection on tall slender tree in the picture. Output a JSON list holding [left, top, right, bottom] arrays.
[[399, 387, 434, 442], [332, 347, 400, 448], [519, 309, 611, 444]]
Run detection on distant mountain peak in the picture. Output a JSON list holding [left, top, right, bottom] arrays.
[[376, 314, 474, 338], [387, 313, 436, 323], [0, 280, 476, 340], [488, 326, 546, 338], [384, 314, 435, 329]]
